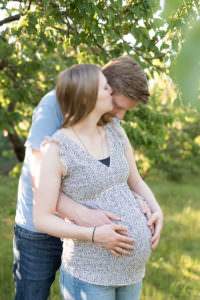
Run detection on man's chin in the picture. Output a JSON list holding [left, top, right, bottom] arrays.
[[103, 112, 115, 119]]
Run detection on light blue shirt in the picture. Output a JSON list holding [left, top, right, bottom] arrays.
[[15, 89, 120, 232], [15, 90, 64, 232]]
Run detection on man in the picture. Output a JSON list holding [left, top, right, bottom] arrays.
[[13, 56, 163, 300]]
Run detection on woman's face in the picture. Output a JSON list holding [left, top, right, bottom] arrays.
[[95, 72, 113, 114]]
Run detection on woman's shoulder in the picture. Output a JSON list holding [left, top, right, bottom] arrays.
[[40, 129, 67, 153]]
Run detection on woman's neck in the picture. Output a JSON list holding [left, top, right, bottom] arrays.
[[71, 113, 101, 138]]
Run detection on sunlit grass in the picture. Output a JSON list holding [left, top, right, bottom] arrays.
[[141, 174, 200, 299], [0, 173, 200, 299]]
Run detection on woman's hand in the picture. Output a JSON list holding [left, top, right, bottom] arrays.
[[133, 193, 155, 235], [93, 224, 136, 258]]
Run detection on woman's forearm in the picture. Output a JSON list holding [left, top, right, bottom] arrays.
[[34, 212, 93, 241], [132, 180, 162, 214]]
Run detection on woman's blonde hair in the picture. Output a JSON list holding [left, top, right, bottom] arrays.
[[56, 64, 110, 127]]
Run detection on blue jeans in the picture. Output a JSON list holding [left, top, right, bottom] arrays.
[[13, 224, 63, 300], [59, 266, 142, 300]]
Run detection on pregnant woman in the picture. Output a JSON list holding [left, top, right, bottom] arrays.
[[33, 63, 156, 300]]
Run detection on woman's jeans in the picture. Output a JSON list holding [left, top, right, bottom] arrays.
[[13, 224, 63, 300], [60, 265, 142, 300]]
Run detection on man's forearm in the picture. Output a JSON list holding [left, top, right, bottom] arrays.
[[56, 192, 120, 227], [132, 180, 162, 214], [56, 192, 88, 222]]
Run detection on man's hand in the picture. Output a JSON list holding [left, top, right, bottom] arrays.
[[73, 206, 121, 227], [56, 192, 121, 227], [147, 210, 163, 250], [94, 224, 135, 257]]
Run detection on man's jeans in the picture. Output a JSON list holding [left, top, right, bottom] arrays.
[[13, 224, 63, 300]]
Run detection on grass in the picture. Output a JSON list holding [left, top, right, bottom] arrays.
[[0, 173, 200, 299]]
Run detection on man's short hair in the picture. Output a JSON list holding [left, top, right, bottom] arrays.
[[102, 56, 150, 104]]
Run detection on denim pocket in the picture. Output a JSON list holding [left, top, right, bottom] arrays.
[[14, 224, 51, 240]]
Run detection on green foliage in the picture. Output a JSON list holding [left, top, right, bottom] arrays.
[[123, 76, 200, 180], [0, 133, 18, 175], [0, 0, 179, 133], [171, 21, 200, 107], [9, 162, 23, 178], [162, 0, 200, 106]]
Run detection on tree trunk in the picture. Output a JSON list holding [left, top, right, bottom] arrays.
[[7, 130, 25, 162], [6, 101, 25, 162]]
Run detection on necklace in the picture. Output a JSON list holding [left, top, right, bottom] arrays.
[[71, 126, 105, 159]]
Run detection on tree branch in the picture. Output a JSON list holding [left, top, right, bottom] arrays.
[[0, 59, 9, 71], [0, 14, 21, 26], [27, 0, 32, 11], [0, 0, 33, 27]]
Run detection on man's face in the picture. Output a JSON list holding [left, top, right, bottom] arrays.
[[111, 94, 139, 120]]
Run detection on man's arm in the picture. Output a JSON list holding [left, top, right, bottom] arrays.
[[56, 192, 121, 226]]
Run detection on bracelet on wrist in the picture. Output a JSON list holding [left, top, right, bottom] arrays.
[[92, 226, 97, 243]]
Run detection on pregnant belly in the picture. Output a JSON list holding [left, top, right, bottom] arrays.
[[119, 207, 152, 267], [68, 196, 151, 270], [91, 188, 152, 263], [64, 186, 152, 275], [63, 207, 151, 283]]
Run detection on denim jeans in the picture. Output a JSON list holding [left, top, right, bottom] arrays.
[[13, 224, 63, 300], [60, 266, 142, 300]]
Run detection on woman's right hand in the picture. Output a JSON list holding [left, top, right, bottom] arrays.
[[93, 224, 136, 258]]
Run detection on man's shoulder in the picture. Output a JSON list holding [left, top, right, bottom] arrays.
[[25, 90, 63, 150], [38, 89, 57, 108], [32, 89, 63, 119]]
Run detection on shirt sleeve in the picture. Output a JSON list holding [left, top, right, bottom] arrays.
[[25, 103, 63, 151]]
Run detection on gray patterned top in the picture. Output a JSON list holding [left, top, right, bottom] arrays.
[[51, 120, 152, 286]]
